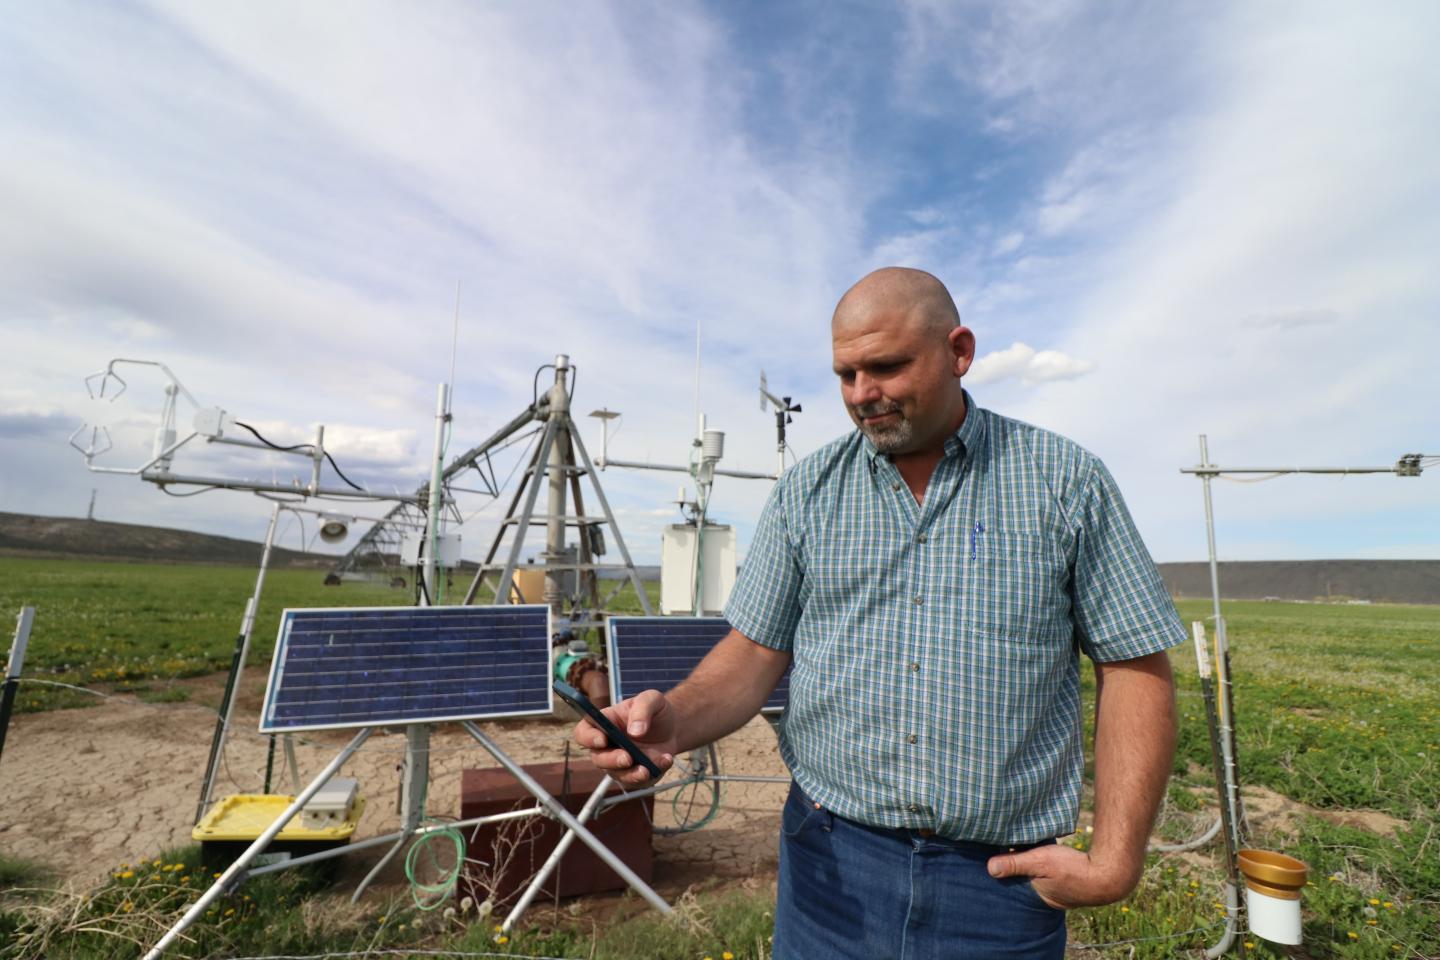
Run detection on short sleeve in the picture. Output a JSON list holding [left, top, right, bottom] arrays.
[[723, 479, 805, 651], [1071, 461, 1187, 663]]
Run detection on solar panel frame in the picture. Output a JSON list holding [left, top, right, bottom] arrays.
[[606, 615, 789, 715], [260, 604, 553, 733]]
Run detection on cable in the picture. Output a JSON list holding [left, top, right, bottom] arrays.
[[160, 485, 221, 497], [461, 429, 541, 525], [531, 362, 578, 407], [1070, 920, 1221, 950], [233, 421, 365, 491], [404, 819, 467, 910]]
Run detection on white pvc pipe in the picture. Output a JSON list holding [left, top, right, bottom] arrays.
[[460, 720, 670, 916], [144, 728, 371, 960]]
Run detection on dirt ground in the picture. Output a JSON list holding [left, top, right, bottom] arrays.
[[0, 672, 791, 898]]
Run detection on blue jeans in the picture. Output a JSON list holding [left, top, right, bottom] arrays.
[[775, 783, 1067, 960]]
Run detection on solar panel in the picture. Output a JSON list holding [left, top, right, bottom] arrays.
[[260, 605, 552, 733], [606, 616, 789, 715]]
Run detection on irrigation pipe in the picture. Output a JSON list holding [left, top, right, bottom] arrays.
[[1203, 882, 1241, 959], [1151, 815, 1222, 853]]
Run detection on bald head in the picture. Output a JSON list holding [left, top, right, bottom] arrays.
[[832, 267, 961, 337]]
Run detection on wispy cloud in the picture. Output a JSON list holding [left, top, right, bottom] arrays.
[[1, 2, 1434, 565]]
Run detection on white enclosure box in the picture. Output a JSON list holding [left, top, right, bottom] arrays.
[[300, 777, 360, 830], [400, 533, 463, 566], [660, 523, 736, 615]]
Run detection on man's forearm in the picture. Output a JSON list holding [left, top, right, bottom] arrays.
[[1089, 651, 1177, 896], [665, 629, 791, 753]]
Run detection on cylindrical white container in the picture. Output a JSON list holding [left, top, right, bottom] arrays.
[[1238, 849, 1308, 945]]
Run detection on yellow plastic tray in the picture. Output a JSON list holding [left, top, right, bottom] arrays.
[[192, 793, 365, 842]]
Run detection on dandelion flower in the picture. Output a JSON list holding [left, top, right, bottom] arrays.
[[1348, 931, 1359, 939], [1243, 942, 1253, 950], [1120, 906, 1129, 913], [497, 936, 509, 945], [120, 870, 135, 879], [1370, 898, 1381, 905], [724, 953, 734, 960], [1367, 920, 1378, 926]]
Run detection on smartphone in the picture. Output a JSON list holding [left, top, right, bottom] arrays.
[[554, 679, 663, 780]]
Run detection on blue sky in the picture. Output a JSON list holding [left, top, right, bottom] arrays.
[[2, 1, 1436, 565]]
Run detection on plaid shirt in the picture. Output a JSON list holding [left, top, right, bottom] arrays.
[[724, 393, 1186, 843]]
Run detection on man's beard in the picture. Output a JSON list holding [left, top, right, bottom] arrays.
[[853, 402, 914, 453]]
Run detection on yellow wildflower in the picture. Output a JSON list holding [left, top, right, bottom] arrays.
[[1348, 931, 1359, 939], [497, 936, 509, 945]]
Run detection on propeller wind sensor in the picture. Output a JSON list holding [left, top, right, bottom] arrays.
[[759, 370, 802, 473]]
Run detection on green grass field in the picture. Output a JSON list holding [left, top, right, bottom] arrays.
[[1, 557, 1436, 958]]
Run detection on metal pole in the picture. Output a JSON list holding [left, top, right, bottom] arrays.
[[501, 775, 613, 933], [495, 419, 559, 605], [569, 427, 655, 616], [460, 720, 670, 916], [1198, 436, 1224, 631], [145, 728, 372, 960], [1194, 623, 1239, 885], [197, 501, 283, 822], [544, 356, 571, 617], [248, 806, 547, 878], [0, 608, 36, 767]]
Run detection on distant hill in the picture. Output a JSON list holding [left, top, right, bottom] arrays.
[[1157, 560, 1440, 605], [3, 513, 1434, 602], [0, 512, 333, 567]]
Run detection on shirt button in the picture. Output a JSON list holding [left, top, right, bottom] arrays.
[[907, 803, 920, 813], [916, 533, 928, 544], [906, 733, 917, 744], [909, 662, 920, 672], [912, 595, 923, 605], [891, 481, 902, 492]]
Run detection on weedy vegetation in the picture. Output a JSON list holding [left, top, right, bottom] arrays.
[[0, 558, 1436, 958]]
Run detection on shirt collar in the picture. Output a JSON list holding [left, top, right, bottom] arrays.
[[861, 389, 984, 466]]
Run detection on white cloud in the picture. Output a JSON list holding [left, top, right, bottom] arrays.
[[2, 1, 1434, 568], [967, 342, 1095, 386]]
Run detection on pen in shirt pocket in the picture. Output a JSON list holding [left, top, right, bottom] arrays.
[[969, 521, 985, 560]]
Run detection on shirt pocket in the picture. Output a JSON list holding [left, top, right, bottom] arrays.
[[973, 530, 1071, 642]]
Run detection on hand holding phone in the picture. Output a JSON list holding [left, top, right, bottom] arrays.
[[554, 680, 664, 780]]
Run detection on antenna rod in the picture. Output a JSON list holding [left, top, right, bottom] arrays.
[[424, 383, 449, 602]]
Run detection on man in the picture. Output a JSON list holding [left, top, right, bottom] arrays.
[[576, 267, 1186, 958]]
